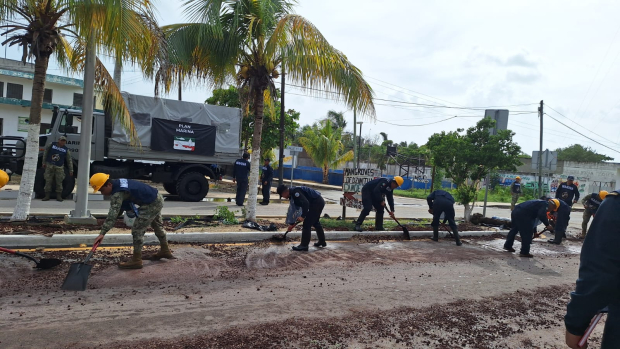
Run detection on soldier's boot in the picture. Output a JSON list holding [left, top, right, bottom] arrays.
[[453, 228, 463, 246], [354, 221, 363, 232], [42, 193, 51, 201], [431, 227, 439, 242], [56, 192, 63, 202], [143, 240, 175, 260], [118, 250, 143, 269]]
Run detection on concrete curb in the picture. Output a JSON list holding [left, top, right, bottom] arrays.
[[0, 230, 508, 248]]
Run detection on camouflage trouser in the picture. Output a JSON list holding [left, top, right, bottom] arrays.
[[44, 165, 65, 194], [511, 193, 520, 210], [581, 208, 594, 236], [131, 194, 167, 251]]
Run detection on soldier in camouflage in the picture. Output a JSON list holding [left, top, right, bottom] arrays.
[[42, 135, 73, 201], [510, 176, 522, 211], [90, 173, 175, 269]]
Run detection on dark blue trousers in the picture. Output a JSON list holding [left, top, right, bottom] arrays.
[[504, 207, 535, 254], [236, 180, 247, 206]]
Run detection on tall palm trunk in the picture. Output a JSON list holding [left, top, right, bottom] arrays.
[[246, 87, 266, 221], [12, 55, 50, 221], [322, 164, 329, 184]]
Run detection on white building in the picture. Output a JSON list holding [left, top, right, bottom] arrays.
[[0, 58, 100, 138]]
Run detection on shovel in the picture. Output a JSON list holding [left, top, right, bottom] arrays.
[[61, 241, 100, 291], [272, 222, 300, 242], [0, 246, 62, 269], [385, 207, 410, 240], [440, 221, 455, 238]]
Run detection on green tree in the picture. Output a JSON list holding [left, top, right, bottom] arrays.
[[325, 110, 347, 130], [158, 0, 375, 221], [427, 118, 522, 221], [1, 0, 158, 221], [555, 144, 613, 162], [299, 120, 354, 184]]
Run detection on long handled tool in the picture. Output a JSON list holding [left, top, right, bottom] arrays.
[[440, 220, 454, 238], [272, 221, 300, 242], [384, 207, 410, 240], [61, 241, 100, 291], [0, 246, 62, 269], [579, 308, 608, 348]]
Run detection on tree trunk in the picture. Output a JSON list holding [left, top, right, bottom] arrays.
[[245, 88, 266, 222], [12, 55, 50, 221], [113, 56, 122, 88], [323, 165, 329, 184], [463, 203, 474, 223]]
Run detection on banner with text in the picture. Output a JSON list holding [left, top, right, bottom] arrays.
[[151, 118, 216, 156], [341, 168, 377, 209]]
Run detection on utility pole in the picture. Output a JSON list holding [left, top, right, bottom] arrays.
[[538, 100, 544, 197], [178, 71, 182, 101], [352, 108, 357, 169], [278, 68, 285, 185], [357, 122, 363, 167]]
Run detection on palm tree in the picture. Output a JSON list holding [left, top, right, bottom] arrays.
[[156, 0, 375, 221], [326, 110, 347, 130], [1, 0, 159, 221], [299, 120, 353, 184]]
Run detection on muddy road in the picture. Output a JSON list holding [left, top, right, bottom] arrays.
[[0, 237, 599, 348]]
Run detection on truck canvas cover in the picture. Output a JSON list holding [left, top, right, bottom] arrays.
[[110, 93, 241, 155]]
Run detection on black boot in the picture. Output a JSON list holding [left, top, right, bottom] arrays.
[[313, 241, 327, 248], [453, 229, 462, 246], [354, 223, 363, 232], [548, 229, 564, 245], [375, 222, 385, 231], [292, 245, 309, 251], [431, 227, 439, 242]]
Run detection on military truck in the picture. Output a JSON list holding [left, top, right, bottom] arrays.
[[0, 92, 242, 202]]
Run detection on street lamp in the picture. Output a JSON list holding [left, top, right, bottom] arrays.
[[357, 122, 363, 167]]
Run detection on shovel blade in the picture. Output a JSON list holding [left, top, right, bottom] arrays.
[[61, 262, 93, 291], [402, 227, 411, 240], [35, 258, 62, 270]]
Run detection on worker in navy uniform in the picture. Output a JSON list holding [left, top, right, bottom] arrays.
[[580, 190, 608, 239], [555, 175, 580, 208], [354, 176, 404, 232], [259, 158, 273, 205], [547, 198, 571, 245], [232, 153, 250, 206], [277, 185, 326, 251], [564, 191, 619, 349], [503, 198, 558, 258], [427, 190, 462, 246]]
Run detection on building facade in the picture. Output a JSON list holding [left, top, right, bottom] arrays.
[[0, 58, 100, 138]]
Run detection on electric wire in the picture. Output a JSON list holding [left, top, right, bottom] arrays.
[[544, 113, 620, 154], [544, 104, 620, 146]]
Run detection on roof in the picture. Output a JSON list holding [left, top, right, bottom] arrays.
[[0, 68, 84, 88]]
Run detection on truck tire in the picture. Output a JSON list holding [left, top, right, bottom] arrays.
[[90, 163, 131, 179], [34, 167, 75, 199], [163, 183, 178, 195], [176, 172, 209, 202]]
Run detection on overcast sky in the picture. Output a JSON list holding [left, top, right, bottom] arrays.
[[5, 0, 620, 159]]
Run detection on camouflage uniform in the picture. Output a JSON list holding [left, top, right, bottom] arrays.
[[510, 181, 522, 211], [100, 192, 166, 251], [42, 142, 73, 196]]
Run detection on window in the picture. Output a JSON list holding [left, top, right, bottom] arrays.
[[0, 82, 4, 97], [6, 83, 23, 99], [73, 93, 96, 107], [73, 93, 82, 106], [43, 89, 53, 103]]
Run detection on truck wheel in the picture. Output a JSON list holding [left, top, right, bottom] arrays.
[[176, 172, 209, 202], [163, 183, 178, 195], [34, 167, 75, 199]]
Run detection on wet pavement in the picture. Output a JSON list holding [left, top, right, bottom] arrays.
[[0, 236, 595, 348]]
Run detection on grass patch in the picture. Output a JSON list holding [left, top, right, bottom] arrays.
[[319, 217, 430, 230], [393, 187, 538, 204]]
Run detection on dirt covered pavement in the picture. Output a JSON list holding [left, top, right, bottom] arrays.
[[0, 236, 599, 349]]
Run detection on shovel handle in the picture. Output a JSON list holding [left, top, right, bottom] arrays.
[[0, 246, 17, 255], [83, 241, 100, 264], [384, 207, 402, 227]]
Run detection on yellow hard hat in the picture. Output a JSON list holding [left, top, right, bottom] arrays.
[[89, 173, 110, 193], [393, 176, 404, 187], [515, 176, 521, 180], [0, 170, 8, 189], [550, 199, 560, 211], [599, 190, 609, 200]]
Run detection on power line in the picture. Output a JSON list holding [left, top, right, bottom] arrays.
[[544, 113, 620, 154], [545, 104, 620, 145]]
